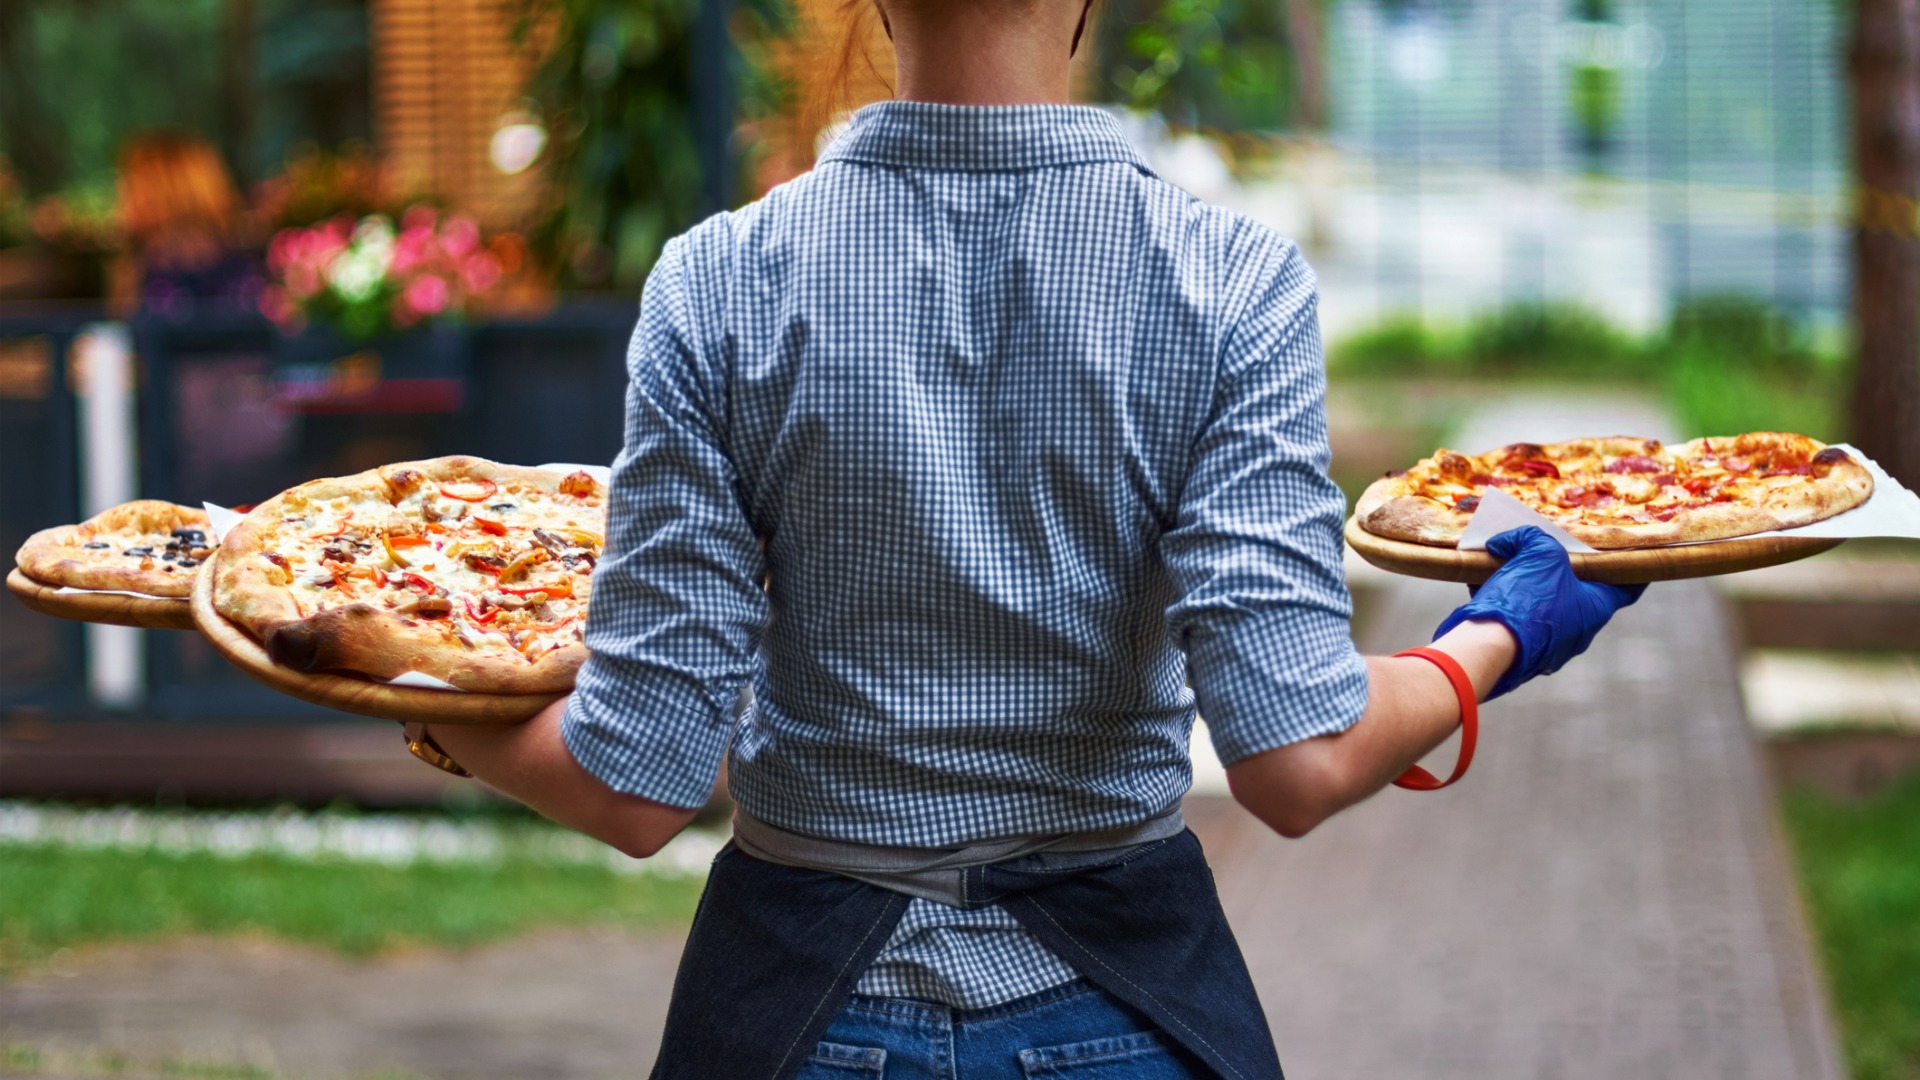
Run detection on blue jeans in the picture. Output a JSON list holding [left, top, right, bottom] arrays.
[[650, 832, 1282, 1080], [796, 979, 1206, 1079]]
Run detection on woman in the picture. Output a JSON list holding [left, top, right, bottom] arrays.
[[415, 0, 1643, 1074]]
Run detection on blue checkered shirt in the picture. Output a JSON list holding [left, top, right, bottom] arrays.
[[562, 101, 1369, 1009]]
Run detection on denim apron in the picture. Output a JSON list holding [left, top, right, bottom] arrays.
[[647, 816, 1285, 1080]]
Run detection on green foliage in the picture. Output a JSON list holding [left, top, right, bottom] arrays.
[[513, 0, 788, 291], [1, 1041, 427, 1080], [1328, 296, 1849, 440], [1779, 773, 1920, 1080], [1462, 300, 1648, 374], [0, 0, 371, 196], [0, 842, 704, 973], [1089, 0, 1303, 132], [1661, 296, 1847, 439], [1332, 301, 1648, 378], [1570, 63, 1622, 144]]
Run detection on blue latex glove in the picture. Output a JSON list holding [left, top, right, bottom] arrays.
[[1433, 525, 1647, 700]]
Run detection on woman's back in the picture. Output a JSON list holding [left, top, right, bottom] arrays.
[[564, 101, 1367, 846]]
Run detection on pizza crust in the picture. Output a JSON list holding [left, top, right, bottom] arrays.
[[212, 456, 599, 695], [15, 500, 213, 598]]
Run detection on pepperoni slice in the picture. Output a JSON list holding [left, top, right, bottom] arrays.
[[1603, 455, 1662, 475], [1518, 460, 1560, 479]]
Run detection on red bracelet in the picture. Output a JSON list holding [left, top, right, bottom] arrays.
[[1390, 647, 1478, 791]]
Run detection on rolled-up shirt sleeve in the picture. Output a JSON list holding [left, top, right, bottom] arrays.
[[561, 236, 770, 808], [1159, 241, 1369, 765]]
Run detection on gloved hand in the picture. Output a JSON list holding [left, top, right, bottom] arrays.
[[1433, 525, 1646, 700]]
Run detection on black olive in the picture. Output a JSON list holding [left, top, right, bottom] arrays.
[[83, 541, 110, 550], [487, 502, 516, 512], [171, 527, 207, 543], [160, 552, 177, 562], [123, 546, 154, 557], [177, 558, 199, 568]]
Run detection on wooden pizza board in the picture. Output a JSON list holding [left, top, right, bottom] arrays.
[[1344, 516, 1846, 585], [8, 566, 198, 630], [189, 562, 563, 725]]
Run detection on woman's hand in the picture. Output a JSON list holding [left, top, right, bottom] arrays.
[[1434, 526, 1646, 700]]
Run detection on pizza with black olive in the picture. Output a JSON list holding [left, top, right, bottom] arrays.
[[15, 500, 215, 598], [209, 456, 604, 694], [1355, 432, 1874, 549]]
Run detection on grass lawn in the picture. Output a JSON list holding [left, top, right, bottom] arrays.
[[1779, 773, 1920, 1080], [0, 839, 705, 975]]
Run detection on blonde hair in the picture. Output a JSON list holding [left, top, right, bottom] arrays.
[[116, 132, 242, 250], [789, 0, 897, 158]]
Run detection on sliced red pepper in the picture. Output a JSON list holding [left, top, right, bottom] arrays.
[[474, 516, 507, 536], [438, 479, 498, 503], [388, 535, 431, 548], [403, 572, 441, 595], [329, 566, 357, 597], [462, 597, 500, 624]]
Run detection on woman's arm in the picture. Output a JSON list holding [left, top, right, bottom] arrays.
[[1225, 526, 1644, 839], [424, 700, 702, 860], [1224, 620, 1513, 839]]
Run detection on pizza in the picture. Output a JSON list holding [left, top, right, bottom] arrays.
[[15, 500, 216, 598], [209, 456, 604, 694], [1355, 432, 1874, 549]]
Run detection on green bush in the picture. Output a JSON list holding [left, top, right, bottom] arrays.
[[1329, 296, 1850, 441], [1780, 773, 1920, 1080]]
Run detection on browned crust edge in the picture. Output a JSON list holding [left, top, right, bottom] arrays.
[[14, 501, 210, 598]]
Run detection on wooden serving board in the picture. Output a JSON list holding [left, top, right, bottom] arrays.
[[1344, 517, 1846, 585], [7, 567, 198, 630], [189, 563, 562, 725]]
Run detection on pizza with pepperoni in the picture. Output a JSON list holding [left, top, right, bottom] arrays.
[[1355, 432, 1873, 549]]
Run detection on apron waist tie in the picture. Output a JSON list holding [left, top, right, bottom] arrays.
[[729, 804, 1187, 907]]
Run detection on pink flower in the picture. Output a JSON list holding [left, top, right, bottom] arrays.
[[402, 205, 438, 233], [460, 252, 502, 295], [441, 217, 480, 258], [403, 274, 451, 317]]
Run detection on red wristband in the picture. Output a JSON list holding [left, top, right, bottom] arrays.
[[1390, 647, 1478, 791]]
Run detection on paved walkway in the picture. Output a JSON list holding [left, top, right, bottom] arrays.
[[0, 394, 1847, 1079]]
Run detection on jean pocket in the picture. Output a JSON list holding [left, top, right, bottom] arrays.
[[795, 1040, 887, 1076], [1018, 1031, 1197, 1078]]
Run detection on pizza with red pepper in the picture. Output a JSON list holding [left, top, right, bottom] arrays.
[[1354, 432, 1874, 549], [209, 456, 604, 694]]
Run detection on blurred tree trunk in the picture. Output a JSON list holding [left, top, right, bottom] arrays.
[[0, 0, 68, 195], [220, 0, 257, 186], [1848, 0, 1920, 486], [1281, 0, 1326, 131]]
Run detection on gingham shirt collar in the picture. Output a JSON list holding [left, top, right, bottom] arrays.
[[817, 100, 1155, 174]]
